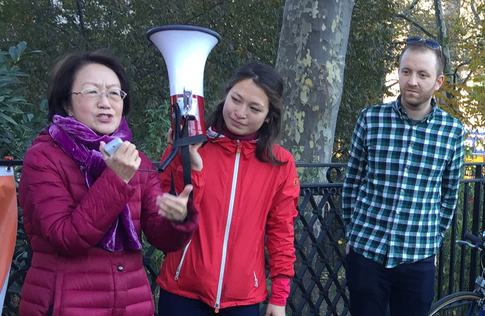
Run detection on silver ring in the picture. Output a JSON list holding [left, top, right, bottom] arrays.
[[171, 209, 174, 215]]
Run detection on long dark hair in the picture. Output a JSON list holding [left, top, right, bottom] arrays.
[[47, 49, 130, 121], [207, 61, 286, 166]]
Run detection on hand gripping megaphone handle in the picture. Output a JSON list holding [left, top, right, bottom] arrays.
[[178, 119, 206, 198], [158, 103, 207, 174]]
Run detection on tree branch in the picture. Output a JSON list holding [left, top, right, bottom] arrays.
[[76, 0, 86, 40], [453, 61, 472, 83], [385, 80, 399, 89], [463, 69, 473, 83], [184, 0, 228, 25], [394, 13, 435, 39], [471, 0, 481, 23], [401, 0, 421, 16]]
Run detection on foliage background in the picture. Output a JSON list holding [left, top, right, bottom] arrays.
[[2, 1, 485, 161], [0, 0, 286, 160], [0, 0, 408, 163]]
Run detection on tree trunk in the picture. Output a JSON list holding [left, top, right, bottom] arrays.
[[276, 0, 355, 165], [274, 1, 354, 314], [434, 0, 452, 76]]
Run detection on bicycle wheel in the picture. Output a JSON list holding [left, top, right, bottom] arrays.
[[428, 291, 484, 316]]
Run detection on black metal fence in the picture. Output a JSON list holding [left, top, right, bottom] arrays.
[[2, 161, 485, 316]]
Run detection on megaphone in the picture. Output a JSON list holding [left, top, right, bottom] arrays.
[[147, 25, 221, 174], [147, 25, 221, 139]]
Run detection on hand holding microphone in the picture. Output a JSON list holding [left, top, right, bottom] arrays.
[[104, 137, 123, 156], [100, 138, 141, 184]]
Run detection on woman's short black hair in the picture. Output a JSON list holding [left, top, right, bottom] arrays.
[[207, 60, 286, 166], [47, 49, 130, 121]]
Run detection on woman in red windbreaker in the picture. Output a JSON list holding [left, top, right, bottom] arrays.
[[18, 50, 199, 316], [157, 61, 300, 316]]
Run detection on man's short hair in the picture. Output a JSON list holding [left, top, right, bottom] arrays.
[[399, 38, 445, 77]]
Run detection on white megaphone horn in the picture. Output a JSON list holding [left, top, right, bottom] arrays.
[[147, 25, 221, 173], [147, 25, 221, 138]]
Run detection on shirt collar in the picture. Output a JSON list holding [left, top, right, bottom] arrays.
[[393, 95, 437, 124]]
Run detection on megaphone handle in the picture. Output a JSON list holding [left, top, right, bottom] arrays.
[[180, 118, 193, 200], [158, 147, 177, 173], [173, 103, 182, 141], [159, 104, 199, 200], [158, 103, 182, 173]]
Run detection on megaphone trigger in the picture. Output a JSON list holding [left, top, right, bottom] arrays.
[[183, 89, 192, 112]]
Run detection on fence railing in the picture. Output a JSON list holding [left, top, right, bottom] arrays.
[[2, 161, 484, 316]]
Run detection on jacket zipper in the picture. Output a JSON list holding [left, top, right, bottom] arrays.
[[214, 141, 241, 313], [174, 240, 192, 280], [254, 271, 259, 287]]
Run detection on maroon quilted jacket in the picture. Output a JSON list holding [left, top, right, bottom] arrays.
[[18, 133, 199, 316]]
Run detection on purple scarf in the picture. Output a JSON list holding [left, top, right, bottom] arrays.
[[48, 114, 142, 252]]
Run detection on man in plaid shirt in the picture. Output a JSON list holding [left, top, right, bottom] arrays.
[[342, 37, 465, 316]]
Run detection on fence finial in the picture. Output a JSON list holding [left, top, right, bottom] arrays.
[[3, 156, 14, 172]]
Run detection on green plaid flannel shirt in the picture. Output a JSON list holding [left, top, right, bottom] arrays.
[[342, 98, 465, 268]]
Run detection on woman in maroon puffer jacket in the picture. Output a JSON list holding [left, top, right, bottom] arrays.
[[18, 50, 199, 316]]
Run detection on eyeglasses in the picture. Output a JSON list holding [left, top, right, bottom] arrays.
[[70, 88, 127, 101], [405, 36, 441, 51]]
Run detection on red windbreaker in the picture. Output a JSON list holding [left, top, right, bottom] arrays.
[[157, 132, 299, 310]]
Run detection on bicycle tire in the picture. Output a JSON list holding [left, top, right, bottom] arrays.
[[428, 291, 484, 316]]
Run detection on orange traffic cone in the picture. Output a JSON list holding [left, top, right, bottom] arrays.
[[0, 161, 17, 306]]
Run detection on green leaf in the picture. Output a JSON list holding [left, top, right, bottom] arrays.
[[0, 112, 19, 125], [0, 77, 20, 87], [17, 41, 27, 56], [8, 96, 26, 103], [39, 99, 48, 111], [8, 46, 19, 61], [0, 106, 23, 114]]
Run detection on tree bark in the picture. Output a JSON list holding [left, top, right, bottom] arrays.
[[276, 0, 355, 165], [434, 0, 452, 76], [275, 1, 354, 314]]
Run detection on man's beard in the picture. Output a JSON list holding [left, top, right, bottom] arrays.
[[401, 86, 435, 108]]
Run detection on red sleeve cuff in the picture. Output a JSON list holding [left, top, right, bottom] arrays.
[[268, 276, 290, 306], [170, 198, 200, 232]]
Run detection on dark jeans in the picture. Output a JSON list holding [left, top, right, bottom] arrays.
[[158, 288, 260, 316], [346, 247, 436, 316]]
